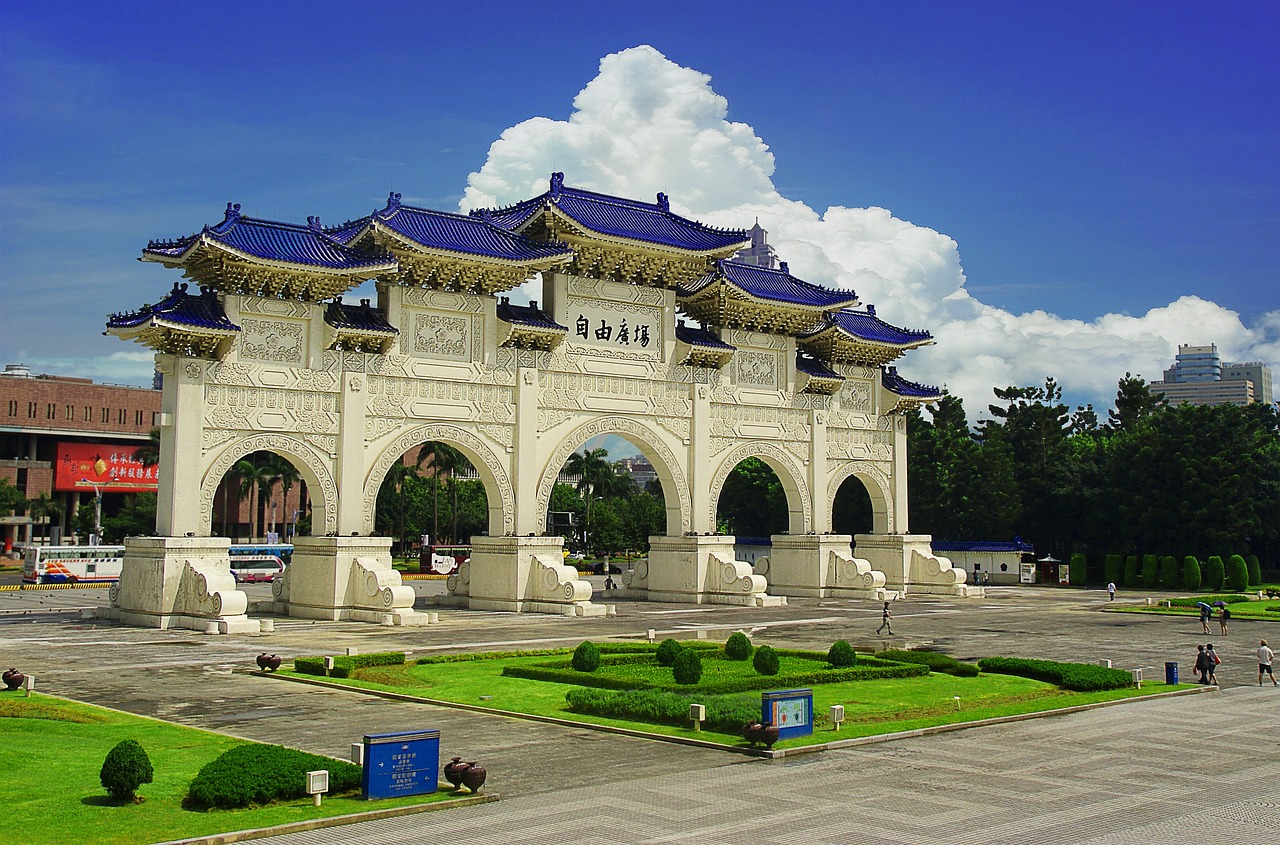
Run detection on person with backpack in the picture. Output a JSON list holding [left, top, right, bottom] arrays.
[[1194, 645, 1212, 684], [1219, 605, 1231, 635]]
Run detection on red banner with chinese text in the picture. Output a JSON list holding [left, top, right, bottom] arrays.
[[55, 442, 158, 493]]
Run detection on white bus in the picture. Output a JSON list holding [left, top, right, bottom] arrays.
[[23, 545, 126, 585]]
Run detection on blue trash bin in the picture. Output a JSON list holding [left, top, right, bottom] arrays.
[[1165, 661, 1178, 685]]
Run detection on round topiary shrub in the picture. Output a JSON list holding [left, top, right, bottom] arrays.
[[656, 638, 682, 667], [672, 648, 703, 685], [1183, 555, 1202, 590], [100, 739, 154, 802], [1160, 555, 1179, 588], [572, 640, 601, 672], [725, 631, 753, 661], [1225, 555, 1249, 591], [1205, 556, 1226, 590], [827, 640, 857, 668], [753, 644, 780, 676], [1246, 555, 1262, 586]]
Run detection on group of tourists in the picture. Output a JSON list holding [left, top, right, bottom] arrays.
[[1198, 603, 1231, 634], [1194, 639, 1277, 686]]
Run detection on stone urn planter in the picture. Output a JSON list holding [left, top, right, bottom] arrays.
[[256, 653, 282, 672], [3, 668, 24, 690], [742, 721, 780, 749], [443, 757, 469, 789], [459, 761, 487, 793]]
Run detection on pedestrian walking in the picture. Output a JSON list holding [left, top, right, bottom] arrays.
[[1107, 582, 1116, 601], [1219, 605, 1231, 635], [1194, 645, 1212, 685], [603, 574, 615, 591], [1258, 640, 1278, 687], [1206, 643, 1220, 685], [876, 601, 893, 635], [1200, 604, 1212, 634]]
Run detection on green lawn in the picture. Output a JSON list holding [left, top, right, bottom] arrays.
[[0, 694, 457, 845], [282, 650, 1194, 750], [1117, 599, 1280, 621]]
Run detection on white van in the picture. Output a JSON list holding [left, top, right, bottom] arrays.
[[229, 555, 286, 583]]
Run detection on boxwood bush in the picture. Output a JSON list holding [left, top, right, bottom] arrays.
[[1123, 555, 1139, 588], [187, 744, 361, 809], [1103, 554, 1124, 586], [1205, 556, 1226, 591], [725, 631, 753, 661], [1141, 554, 1159, 588], [977, 657, 1133, 691], [1246, 555, 1261, 586], [100, 739, 153, 802], [293, 651, 405, 678], [826, 640, 857, 668], [1169, 594, 1250, 607], [1225, 555, 1249, 592], [1069, 553, 1087, 587], [672, 648, 703, 685], [656, 638, 682, 667], [1160, 555, 1179, 588], [572, 641, 601, 672], [753, 645, 780, 676], [1183, 556, 1202, 590], [565, 688, 759, 733], [880, 649, 979, 677]]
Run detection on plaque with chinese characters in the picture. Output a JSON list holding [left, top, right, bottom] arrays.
[[361, 729, 440, 800]]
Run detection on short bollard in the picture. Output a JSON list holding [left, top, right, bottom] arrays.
[[24, 674, 34, 698], [953, 696, 961, 711], [829, 704, 845, 732], [351, 743, 364, 765], [323, 656, 335, 674], [1131, 668, 1143, 688], [647, 628, 657, 644], [689, 703, 705, 732], [306, 770, 328, 807]]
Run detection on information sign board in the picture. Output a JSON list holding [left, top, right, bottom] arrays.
[[361, 729, 440, 800], [762, 688, 813, 740]]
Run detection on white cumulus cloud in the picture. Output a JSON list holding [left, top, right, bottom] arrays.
[[463, 45, 1278, 415]]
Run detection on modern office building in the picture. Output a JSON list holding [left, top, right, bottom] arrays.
[[1149, 344, 1273, 407]]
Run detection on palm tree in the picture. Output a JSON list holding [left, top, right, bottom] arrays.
[[262, 453, 299, 538], [417, 442, 461, 543], [566, 447, 612, 548], [134, 428, 161, 468], [27, 494, 65, 544], [233, 457, 275, 542]]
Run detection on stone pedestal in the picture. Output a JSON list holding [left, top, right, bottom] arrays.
[[624, 535, 785, 606], [100, 536, 260, 633], [757, 534, 888, 599], [271, 536, 431, 626], [854, 534, 983, 597], [451, 535, 609, 616]]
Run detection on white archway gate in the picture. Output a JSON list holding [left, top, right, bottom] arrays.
[[102, 178, 978, 632]]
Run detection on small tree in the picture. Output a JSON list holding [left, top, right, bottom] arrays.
[[672, 648, 703, 685], [1246, 555, 1262, 587], [1123, 555, 1139, 588], [753, 644, 780, 676], [827, 640, 857, 668], [1224, 555, 1249, 592], [1069, 553, 1087, 587], [1205, 556, 1226, 591], [656, 638, 682, 667], [572, 640, 601, 672], [1182, 556, 1202, 590], [724, 631, 753, 661], [100, 740, 153, 802], [1160, 555, 1179, 588], [1103, 554, 1124, 586], [1140, 554, 1158, 588]]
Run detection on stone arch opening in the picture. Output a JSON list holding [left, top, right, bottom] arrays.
[[827, 462, 892, 535], [362, 425, 514, 539], [536, 418, 690, 538], [200, 435, 337, 538], [709, 443, 810, 535]]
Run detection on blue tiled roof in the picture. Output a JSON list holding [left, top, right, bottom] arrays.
[[675, 321, 734, 350], [369, 193, 573, 262], [143, 203, 395, 272], [881, 366, 941, 398], [475, 173, 750, 253], [931, 538, 1035, 553], [683, 260, 861, 310], [802, 305, 933, 346], [107, 283, 239, 332], [324, 298, 397, 333], [496, 297, 566, 331], [797, 354, 842, 379]]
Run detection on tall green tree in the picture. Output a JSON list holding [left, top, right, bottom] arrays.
[[1107, 372, 1166, 434]]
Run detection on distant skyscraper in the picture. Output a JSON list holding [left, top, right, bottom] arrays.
[[1150, 343, 1273, 407]]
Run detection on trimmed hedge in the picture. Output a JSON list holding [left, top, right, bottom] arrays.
[[565, 688, 759, 733], [1183, 556, 1202, 590], [1141, 554, 1158, 588], [1103, 554, 1124, 586], [827, 640, 857, 668], [572, 641, 601, 672], [1123, 555, 1139, 588], [977, 657, 1133, 691], [753, 645, 780, 676], [1169, 594, 1251, 607], [656, 639, 682, 667], [1205, 556, 1225, 591], [1160, 555, 1178, 588], [725, 632, 753, 661], [1069, 553, 1087, 587], [1225, 555, 1249, 592], [294, 651, 405, 679], [879, 649, 979, 677], [1246, 555, 1261, 586], [187, 744, 361, 809], [100, 739, 154, 801], [672, 648, 703, 685]]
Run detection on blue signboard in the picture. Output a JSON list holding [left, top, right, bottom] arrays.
[[761, 688, 813, 740], [361, 729, 440, 800]]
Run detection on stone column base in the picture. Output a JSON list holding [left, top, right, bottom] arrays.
[[271, 536, 432, 626], [452, 535, 610, 616], [99, 536, 261, 633], [624, 535, 786, 607], [757, 534, 888, 600], [853, 534, 984, 597]]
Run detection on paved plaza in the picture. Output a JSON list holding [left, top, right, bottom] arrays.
[[2, 582, 1277, 843]]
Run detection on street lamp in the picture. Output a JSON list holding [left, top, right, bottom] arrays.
[[83, 479, 103, 545]]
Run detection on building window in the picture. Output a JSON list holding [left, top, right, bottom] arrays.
[[28, 402, 37, 418], [7, 400, 16, 416], [66, 404, 74, 420], [84, 406, 92, 422], [47, 403, 56, 419], [152, 411, 160, 426], [135, 409, 143, 426], [101, 407, 108, 423], [117, 409, 126, 425]]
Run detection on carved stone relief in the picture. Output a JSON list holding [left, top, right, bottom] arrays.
[[239, 318, 306, 366]]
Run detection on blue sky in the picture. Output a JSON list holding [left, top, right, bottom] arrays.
[[2, 1, 1276, 418]]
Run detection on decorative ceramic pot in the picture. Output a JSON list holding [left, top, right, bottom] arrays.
[[460, 761, 487, 793], [3, 668, 24, 690], [742, 721, 780, 748], [256, 653, 282, 672], [759, 722, 780, 748], [443, 756, 469, 789]]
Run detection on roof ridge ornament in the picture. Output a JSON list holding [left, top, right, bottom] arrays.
[[779, 261, 789, 274], [656, 192, 670, 212], [307, 216, 322, 233], [550, 172, 564, 199], [223, 202, 241, 223], [867, 304, 875, 316], [385, 192, 402, 212]]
